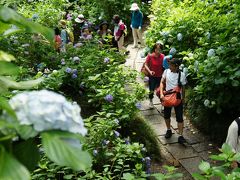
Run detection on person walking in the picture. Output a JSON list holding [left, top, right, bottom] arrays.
[[130, 3, 144, 48], [159, 58, 187, 144], [225, 117, 240, 168], [112, 14, 129, 54], [144, 42, 165, 108]]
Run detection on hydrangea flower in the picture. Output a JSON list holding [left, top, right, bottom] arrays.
[[104, 57, 110, 63], [207, 49, 215, 57], [72, 73, 78, 79], [169, 47, 177, 55], [104, 94, 113, 102], [65, 67, 72, 73], [194, 60, 199, 72], [204, 99, 210, 107], [24, 51, 29, 55], [74, 43, 83, 48], [177, 33, 183, 41], [143, 76, 149, 82], [32, 14, 39, 20], [72, 69, 78, 74], [93, 149, 98, 156], [160, 31, 169, 38], [61, 58, 65, 65], [6, 90, 87, 135], [102, 140, 110, 146], [22, 43, 30, 47], [114, 130, 120, 137], [135, 102, 142, 109], [183, 67, 188, 77], [73, 56, 80, 63]]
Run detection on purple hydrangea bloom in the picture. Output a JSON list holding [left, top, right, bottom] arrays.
[[72, 69, 78, 74], [114, 130, 120, 137], [65, 67, 72, 73], [74, 43, 83, 48], [93, 149, 98, 156], [104, 57, 110, 63], [104, 94, 113, 102], [143, 76, 149, 82], [135, 102, 141, 109], [72, 74, 78, 79]]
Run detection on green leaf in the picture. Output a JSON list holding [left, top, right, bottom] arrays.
[[0, 145, 30, 180], [192, 173, 206, 180], [212, 169, 227, 180], [122, 173, 135, 180], [41, 131, 92, 171], [221, 143, 234, 155], [13, 138, 40, 171], [0, 51, 15, 62], [0, 76, 43, 90], [0, 61, 19, 75], [210, 154, 226, 161], [16, 125, 38, 140], [198, 161, 210, 173], [0, 6, 54, 43], [0, 96, 17, 120]]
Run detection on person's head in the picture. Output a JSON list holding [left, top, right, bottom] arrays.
[[113, 15, 120, 24], [152, 41, 163, 54], [168, 58, 182, 72], [130, 3, 140, 11], [99, 21, 109, 30], [54, 27, 60, 35]]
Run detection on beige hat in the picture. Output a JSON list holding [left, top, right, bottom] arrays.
[[130, 3, 139, 11], [75, 14, 84, 23], [59, 20, 67, 28]]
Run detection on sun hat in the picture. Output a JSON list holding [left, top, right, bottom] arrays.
[[75, 14, 84, 23], [59, 20, 67, 28], [99, 21, 109, 29], [130, 3, 139, 11]]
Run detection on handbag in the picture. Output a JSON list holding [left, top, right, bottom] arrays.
[[140, 55, 152, 77], [161, 71, 182, 107]]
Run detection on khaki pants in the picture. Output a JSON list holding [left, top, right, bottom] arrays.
[[117, 35, 127, 53], [132, 28, 143, 47]]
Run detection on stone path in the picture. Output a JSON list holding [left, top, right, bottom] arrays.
[[125, 45, 220, 179]]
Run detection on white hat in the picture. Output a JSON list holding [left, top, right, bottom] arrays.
[[130, 3, 139, 11], [75, 14, 84, 23]]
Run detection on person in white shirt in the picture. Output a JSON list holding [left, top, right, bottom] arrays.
[[159, 58, 187, 144], [226, 117, 240, 168]]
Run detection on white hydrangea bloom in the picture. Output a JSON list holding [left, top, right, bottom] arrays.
[[177, 33, 183, 41], [204, 99, 210, 107], [8, 90, 87, 135], [207, 49, 215, 57]]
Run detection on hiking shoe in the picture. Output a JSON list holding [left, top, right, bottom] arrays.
[[149, 101, 154, 109], [178, 136, 186, 144], [165, 129, 172, 139]]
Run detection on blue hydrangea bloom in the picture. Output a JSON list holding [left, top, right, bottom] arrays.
[[104, 94, 113, 102]]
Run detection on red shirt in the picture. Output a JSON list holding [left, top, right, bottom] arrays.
[[145, 53, 164, 77]]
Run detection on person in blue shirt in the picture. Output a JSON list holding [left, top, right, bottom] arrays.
[[130, 3, 144, 48], [163, 54, 173, 69]]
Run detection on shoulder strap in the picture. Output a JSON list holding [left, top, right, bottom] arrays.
[[235, 117, 240, 136], [178, 71, 182, 87]]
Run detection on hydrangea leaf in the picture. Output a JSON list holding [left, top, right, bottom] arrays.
[[12, 138, 40, 171], [0, 51, 15, 62], [0, 62, 19, 75], [41, 131, 92, 171], [0, 145, 30, 180]]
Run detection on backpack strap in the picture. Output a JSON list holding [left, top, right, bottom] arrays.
[[177, 71, 182, 87], [235, 117, 240, 136]]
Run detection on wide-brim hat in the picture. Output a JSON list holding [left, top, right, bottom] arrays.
[[130, 3, 139, 11], [99, 21, 109, 28], [75, 14, 84, 23], [59, 20, 67, 28]]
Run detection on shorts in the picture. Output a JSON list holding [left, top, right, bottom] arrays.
[[164, 102, 183, 122]]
